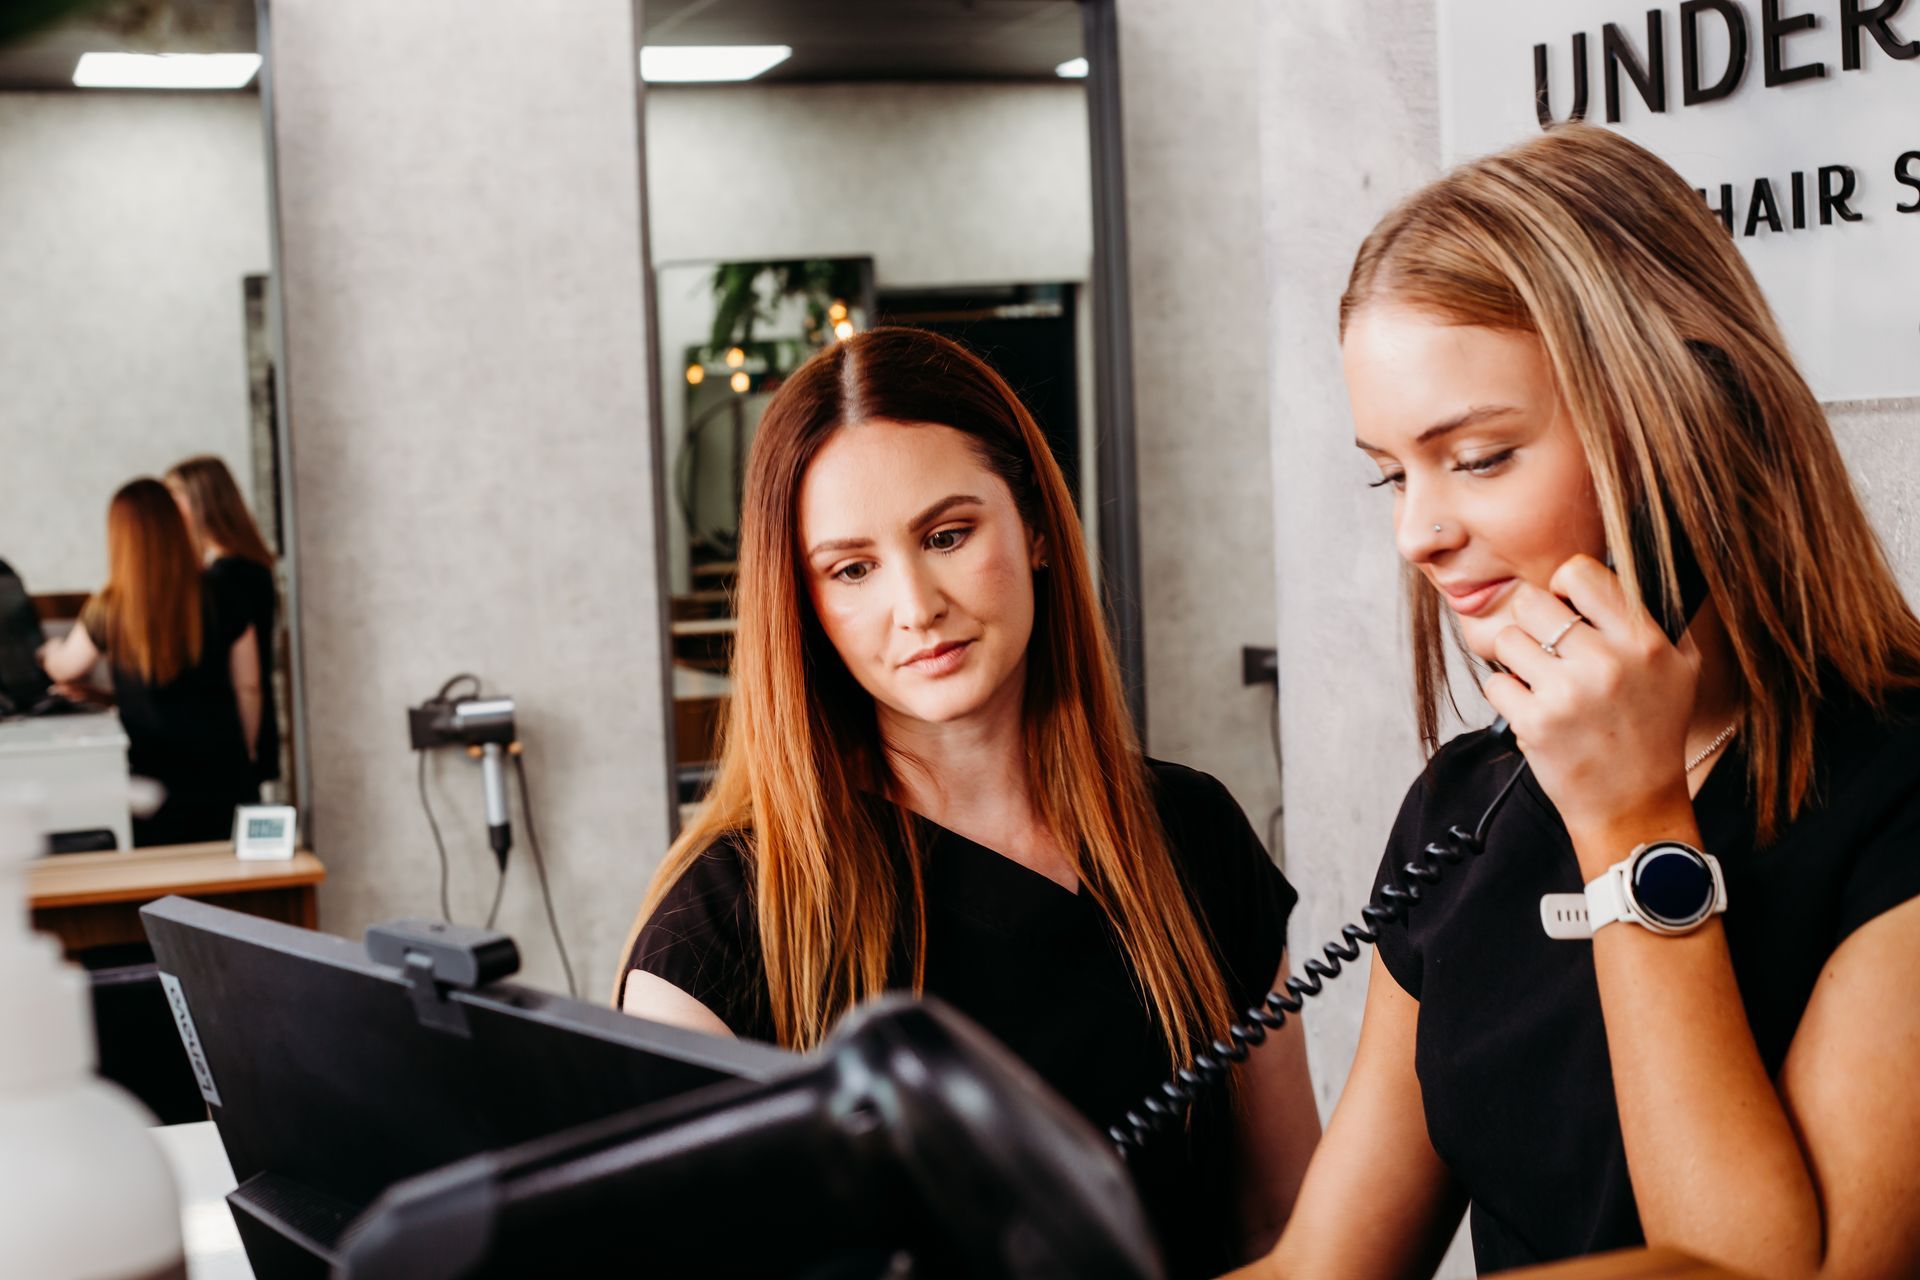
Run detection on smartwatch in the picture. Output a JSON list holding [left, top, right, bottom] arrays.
[[1589, 840, 1727, 935], [1540, 841, 1727, 939]]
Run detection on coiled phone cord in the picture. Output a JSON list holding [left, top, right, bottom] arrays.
[[1109, 754, 1531, 1157]]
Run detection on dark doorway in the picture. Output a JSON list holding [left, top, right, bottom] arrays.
[[876, 284, 1082, 504]]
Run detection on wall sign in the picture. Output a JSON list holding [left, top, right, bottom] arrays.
[[1438, 0, 1920, 401]]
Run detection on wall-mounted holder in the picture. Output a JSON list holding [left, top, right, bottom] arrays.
[[408, 693, 518, 869]]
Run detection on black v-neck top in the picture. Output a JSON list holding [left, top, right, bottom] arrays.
[[626, 760, 1298, 1278], [1371, 689, 1920, 1274]]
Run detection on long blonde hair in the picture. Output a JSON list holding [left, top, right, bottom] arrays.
[[1341, 123, 1920, 844], [623, 327, 1237, 1067]]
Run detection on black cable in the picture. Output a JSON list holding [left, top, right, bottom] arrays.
[[1110, 755, 1532, 1158], [512, 752, 578, 998], [417, 673, 483, 924], [417, 749, 455, 924], [1265, 682, 1285, 869], [435, 672, 482, 703], [484, 860, 509, 931]]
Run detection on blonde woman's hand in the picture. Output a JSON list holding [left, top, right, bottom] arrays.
[[1481, 554, 1700, 875]]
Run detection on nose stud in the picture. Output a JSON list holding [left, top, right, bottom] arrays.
[[1432, 523, 1443, 534]]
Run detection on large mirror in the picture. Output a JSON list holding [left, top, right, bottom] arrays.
[[642, 0, 1121, 809], [0, 0, 298, 849]]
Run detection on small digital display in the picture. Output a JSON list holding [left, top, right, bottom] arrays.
[[246, 817, 286, 841]]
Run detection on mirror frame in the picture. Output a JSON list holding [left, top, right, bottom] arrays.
[[638, 0, 1146, 838], [255, 0, 313, 843]]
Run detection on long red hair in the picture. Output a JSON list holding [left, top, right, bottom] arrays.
[[99, 478, 203, 684], [623, 327, 1237, 1067]]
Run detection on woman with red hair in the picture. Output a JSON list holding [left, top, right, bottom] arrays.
[[40, 478, 260, 845], [620, 327, 1319, 1276]]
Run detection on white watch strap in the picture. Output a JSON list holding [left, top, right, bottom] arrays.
[[1537, 868, 1631, 941], [1539, 893, 1593, 940], [1584, 865, 1633, 932]]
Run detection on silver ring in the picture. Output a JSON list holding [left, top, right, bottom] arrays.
[[1540, 616, 1581, 657]]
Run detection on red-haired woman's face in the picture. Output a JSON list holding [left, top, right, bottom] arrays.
[[799, 419, 1043, 731]]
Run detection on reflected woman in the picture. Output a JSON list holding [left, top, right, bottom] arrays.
[[618, 327, 1319, 1276], [1235, 124, 1920, 1279], [165, 455, 280, 785], [40, 479, 260, 846]]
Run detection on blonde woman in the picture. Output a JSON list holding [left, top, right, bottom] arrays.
[[1237, 124, 1920, 1280], [620, 327, 1320, 1276]]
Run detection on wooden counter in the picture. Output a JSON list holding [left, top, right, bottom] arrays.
[[28, 841, 324, 955]]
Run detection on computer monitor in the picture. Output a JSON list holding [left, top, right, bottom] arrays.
[[0, 560, 52, 715], [140, 896, 794, 1277]]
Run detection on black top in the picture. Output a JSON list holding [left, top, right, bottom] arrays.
[[80, 588, 256, 815], [205, 555, 280, 782], [1372, 689, 1920, 1274], [0, 557, 51, 711], [627, 761, 1297, 1279]]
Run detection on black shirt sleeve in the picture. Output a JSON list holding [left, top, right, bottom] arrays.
[[1147, 761, 1298, 1008], [624, 834, 775, 1042], [1368, 729, 1508, 1003], [203, 559, 260, 650], [1835, 716, 1920, 946], [1370, 770, 1433, 1001]]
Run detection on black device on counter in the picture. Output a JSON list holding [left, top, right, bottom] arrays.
[[140, 897, 1165, 1280], [1111, 350, 1724, 1155], [0, 559, 53, 715]]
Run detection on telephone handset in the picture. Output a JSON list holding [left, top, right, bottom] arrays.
[[1111, 417, 1720, 1157]]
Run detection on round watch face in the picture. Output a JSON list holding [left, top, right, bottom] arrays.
[[1631, 843, 1714, 928]]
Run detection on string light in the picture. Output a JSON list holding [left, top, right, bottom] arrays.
[[685, 364, 705, 386], [725, 347, 746, 369], [833, 320, 855, 341], [730, 370, 751, 394]]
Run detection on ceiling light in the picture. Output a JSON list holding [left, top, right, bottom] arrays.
[[1055, 57, 1089, 79], [73, 52, 262, 90], [641, 46, 792, 84]]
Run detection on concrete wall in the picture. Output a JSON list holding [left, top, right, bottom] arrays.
[[645, 82, 1092, 287], [267, 0, 668, 997], [0, 93, 268, 592], [1258, 0, 1442, 1118], [1114, 5, 1287, 851]]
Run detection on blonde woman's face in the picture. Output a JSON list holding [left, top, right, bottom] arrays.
[[1343, 303, 1608, 662], [798, 419, 1042, 729]]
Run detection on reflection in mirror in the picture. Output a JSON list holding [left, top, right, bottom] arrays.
[[659, 256, 878, 784], [643, 0, 1098, 807], [0, 0, 296, 848]]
